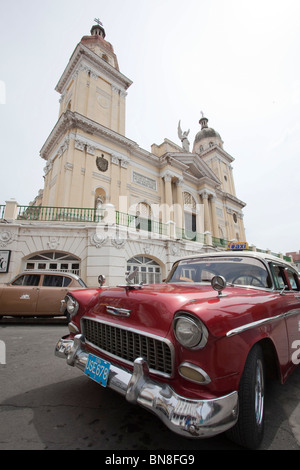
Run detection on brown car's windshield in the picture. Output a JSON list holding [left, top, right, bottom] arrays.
[[166, 256, 272, 288]]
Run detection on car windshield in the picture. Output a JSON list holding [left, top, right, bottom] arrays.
[[166, 256, 272, 289]]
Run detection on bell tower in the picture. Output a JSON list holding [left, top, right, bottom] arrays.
[[39, 21, 132, 208], [55, 19, 131, 135]]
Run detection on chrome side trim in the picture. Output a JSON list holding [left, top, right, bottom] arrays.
[[227, 308, 300, 337], [226, 313, 286, 337]]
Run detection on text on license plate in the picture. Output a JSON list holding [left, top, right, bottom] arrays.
[[84, 353, 110, 387]]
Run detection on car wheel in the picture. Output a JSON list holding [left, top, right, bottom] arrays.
[[226, 343, 265, 449]]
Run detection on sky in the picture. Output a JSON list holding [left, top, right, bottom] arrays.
[[0, 0, 300, 255]]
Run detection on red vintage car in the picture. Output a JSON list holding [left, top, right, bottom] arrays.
[[55, 251, 300, 449]]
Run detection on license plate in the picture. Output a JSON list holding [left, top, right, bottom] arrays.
[[84, 353, 110, 387]]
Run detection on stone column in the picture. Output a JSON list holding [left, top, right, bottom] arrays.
[[175, 178, 184, 230], [200, 191, 211, 233], [164, 172, 173, 223], [210, 195, 219, 238], [110, 154, 121, 207]]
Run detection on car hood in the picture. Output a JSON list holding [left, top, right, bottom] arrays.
[[76, 283, 276, 338]]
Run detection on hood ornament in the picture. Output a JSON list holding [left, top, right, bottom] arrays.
[[118, 268, 144, 290]]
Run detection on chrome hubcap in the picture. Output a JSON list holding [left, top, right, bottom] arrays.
[[255, 359, 264, 425]]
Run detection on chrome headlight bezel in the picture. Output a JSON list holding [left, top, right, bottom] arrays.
[[173, 312, 208, 349], [65, 294, 79, 318]]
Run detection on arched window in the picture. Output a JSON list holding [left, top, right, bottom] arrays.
[[95, 187, 106, 208], [136, 202, 151, 218], [183, 192, 197, 237], [136, 202, 152, 232], [25, 252, 81, 275], [127, 256, 162, 284]]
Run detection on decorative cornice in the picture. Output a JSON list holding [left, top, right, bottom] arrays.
[[40, 110, 139, 160], [215, 189, 246, 209], [55, 43, 132, 95]]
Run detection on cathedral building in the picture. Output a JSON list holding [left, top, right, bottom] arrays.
[[1, 22, 247, 286]]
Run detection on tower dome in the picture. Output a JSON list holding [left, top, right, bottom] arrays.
[[80, 20, 120, 71], [193, 115, 223, 153]]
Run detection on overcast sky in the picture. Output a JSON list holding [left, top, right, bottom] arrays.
[[1, 0, 300, 255]]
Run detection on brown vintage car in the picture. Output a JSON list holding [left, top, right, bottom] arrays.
[[0, 271, 87, 320]]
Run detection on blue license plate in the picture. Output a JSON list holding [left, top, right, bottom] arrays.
[[84, 353, 110, 387]]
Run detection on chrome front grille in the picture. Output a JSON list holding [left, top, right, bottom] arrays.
[[82, 317, 173, 376]]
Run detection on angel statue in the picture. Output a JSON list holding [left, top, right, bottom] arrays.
[[177, 120, 190, 152]]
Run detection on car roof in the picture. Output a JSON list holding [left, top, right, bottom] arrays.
[[178, 250, 293, 267], [16, 270, 82, 280]]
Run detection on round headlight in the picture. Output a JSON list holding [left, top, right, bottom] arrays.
[[174, 313, 208, 349], [66, 295, 79, 317]]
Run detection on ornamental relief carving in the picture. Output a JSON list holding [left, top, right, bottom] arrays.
[[97, 94, 110, 109], [90, 232, 107, 248], [111, 235, 126, 249], [132, 171, 156, 190], [96, 155, 108, 172], [47, 237, 60, 250], [0, 230, 16, 247]]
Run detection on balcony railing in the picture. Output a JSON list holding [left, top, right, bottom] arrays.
[[116, 211, 168, 236], [17, 205, 103, 222], [176, 227, 205, 243], [0, 204, 291, 262]]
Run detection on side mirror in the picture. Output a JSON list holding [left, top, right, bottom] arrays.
[[211, 275, 227, 297], [98, 274, 106, 287]]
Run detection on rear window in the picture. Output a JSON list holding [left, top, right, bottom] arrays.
[[12, 274, 40, 286]]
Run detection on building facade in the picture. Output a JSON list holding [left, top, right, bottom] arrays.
[[0, 23, 248, 287]]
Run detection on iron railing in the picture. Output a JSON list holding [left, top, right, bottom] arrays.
[[0, 204, 290, 261], [17, 205, 103, 222]]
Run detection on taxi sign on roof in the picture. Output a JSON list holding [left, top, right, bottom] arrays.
[[227, 241, 248, 250]]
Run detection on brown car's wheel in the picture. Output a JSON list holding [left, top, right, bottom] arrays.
[[226, 343, 265, 449]]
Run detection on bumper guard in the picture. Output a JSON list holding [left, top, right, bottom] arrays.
[[55, 334, 238, 438]]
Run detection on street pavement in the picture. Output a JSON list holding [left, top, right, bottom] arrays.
[[0, 320, 299, 451]]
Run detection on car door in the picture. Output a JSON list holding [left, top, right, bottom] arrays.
[[270, 263, 300, 371], [283, 267, 300, 366], [0, 274, 41, 315], [36, 274, 72, 315]]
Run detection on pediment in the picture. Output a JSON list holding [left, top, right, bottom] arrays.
[[170, 153, 221, 185]]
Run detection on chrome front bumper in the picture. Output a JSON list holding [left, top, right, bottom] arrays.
[[55, 334, 238, 438]]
